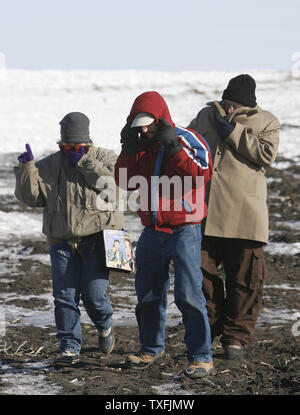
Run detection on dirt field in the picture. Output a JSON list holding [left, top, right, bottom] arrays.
[[0, 155, 299, 397]]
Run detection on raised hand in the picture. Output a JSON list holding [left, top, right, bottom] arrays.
[[65, 145, 85, 168], [216, 118, 235, 139], [120, 121, 139, 154], [154, 118, 182, 157], [18, 143, 34, 163]]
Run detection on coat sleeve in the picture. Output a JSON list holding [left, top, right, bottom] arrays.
[[187, 108, 210, 132], [187, 116, 197, 131], [226, 116, 280, 168], [14, 161, 46, 207], [168, 146, 212, 185], [114, 152, 141, 191], [76, 147, 117, 190], [168, 128, 213, 185]]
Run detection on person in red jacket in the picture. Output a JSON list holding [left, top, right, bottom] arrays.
[[115, 91, 214, 378]]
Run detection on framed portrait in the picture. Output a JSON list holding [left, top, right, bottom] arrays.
[[103, 229, 135, 273]]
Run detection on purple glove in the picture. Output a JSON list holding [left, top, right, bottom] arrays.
[[216, 118, 235, 139], [18, 143, 34, 163], [64, 146, 85, 168]]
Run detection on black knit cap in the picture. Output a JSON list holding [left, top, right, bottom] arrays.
[[222, 74, 257, 107], [59, 112, 92, 143]]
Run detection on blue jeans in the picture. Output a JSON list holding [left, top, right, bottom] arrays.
[[49, 233, 113, 354], [135, 224, 212, 362]]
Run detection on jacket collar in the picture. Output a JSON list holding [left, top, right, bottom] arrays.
[[207, 100, 260, 121]]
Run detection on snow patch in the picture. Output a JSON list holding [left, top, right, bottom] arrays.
[[265, 242, 300, 256]]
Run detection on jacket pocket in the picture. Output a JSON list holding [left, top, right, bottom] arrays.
[[249, 248, 267, 289], [84, 187, 100, 210], [45, 182, 61, 214], [230, 245, 266, 291]]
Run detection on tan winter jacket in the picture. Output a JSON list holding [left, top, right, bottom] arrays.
[[14, 145, 124, 244], [188, 101, 280, 243]]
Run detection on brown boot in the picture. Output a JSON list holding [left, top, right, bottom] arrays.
[[184, 361, 214, 379], [223, 344, 244, 359], [125, 351, 164, 369]]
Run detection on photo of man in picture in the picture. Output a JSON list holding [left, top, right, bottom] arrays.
[[106, 240, 124, 268]]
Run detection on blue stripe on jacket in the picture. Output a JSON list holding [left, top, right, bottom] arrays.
[[175, 126, 210, 169], [152, 145, 165, 225]]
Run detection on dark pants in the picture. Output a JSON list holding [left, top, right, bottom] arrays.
[[201, 236, 267, 347]]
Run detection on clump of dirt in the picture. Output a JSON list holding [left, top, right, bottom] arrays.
[[0, 322, 299, 396]]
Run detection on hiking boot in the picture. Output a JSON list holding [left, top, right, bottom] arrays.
[[53, 350, 80, 368], [98, 327, 115, 354], [223, 344, 244, 360], [125, 351, 164, 369], [184, 361, 214, 379]]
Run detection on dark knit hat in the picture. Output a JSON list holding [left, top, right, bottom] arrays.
[[222, 74, 257, 107], [59, 112, 92, 143]]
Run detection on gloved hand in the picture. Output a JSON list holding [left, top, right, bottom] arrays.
[[18, 143, 34, 163], [65, 146, 85, 168], [216, 118, 235, 139], [120, 121, 139, 154], [155, 118, 182, 157]]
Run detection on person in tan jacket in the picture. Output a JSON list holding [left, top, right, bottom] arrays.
[[14, 112, 123, 367], [188, 74, 280, 358]]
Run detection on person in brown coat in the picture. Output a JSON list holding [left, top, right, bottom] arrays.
[[188, 74, 280, 358]]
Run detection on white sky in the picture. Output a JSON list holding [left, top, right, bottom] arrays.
[[0, 0, 299, 71]]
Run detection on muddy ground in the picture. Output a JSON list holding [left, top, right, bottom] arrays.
[[0, 155, 299, 397]]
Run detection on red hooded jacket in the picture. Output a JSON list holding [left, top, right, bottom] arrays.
[[115, 91, 212, 233]]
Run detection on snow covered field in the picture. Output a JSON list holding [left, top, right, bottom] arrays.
[[0, 69, 299, 159], [0, 70, 299, 395], [0, 68, 299, 244]]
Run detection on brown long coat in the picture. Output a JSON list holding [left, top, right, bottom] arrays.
[[188, 101, 280, 243]]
